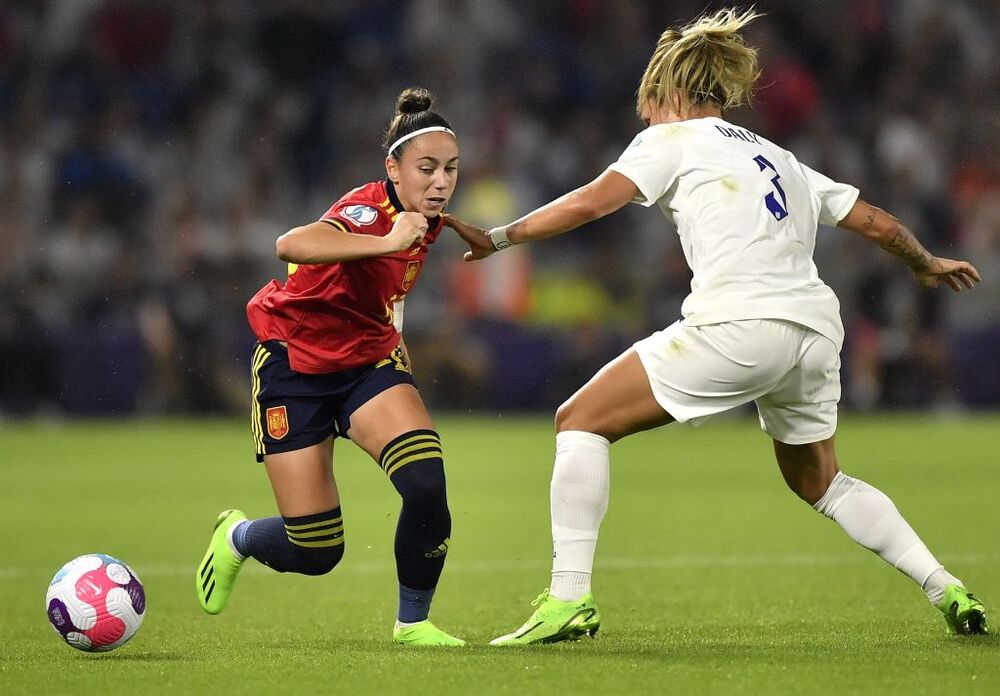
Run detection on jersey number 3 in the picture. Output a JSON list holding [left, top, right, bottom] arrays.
[[753, 155, 789, 221]]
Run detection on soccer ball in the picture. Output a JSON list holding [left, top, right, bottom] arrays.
[[45, 554, 146, 652]]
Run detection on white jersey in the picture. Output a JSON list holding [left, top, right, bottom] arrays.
[[607, 116, 858, 350]]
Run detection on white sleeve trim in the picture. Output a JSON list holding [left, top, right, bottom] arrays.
[[830, 186, 861, 225], [605, 163, 658, 207]]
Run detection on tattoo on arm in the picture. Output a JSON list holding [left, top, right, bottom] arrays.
[[883, 222, 932, 272], [863, 205, 876, 234]]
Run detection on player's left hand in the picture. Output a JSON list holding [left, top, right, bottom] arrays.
[[442, 214, 495, 261], [916, 257, 981, 291]]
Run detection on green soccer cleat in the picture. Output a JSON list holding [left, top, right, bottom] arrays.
[[196, 509, 248, 615], [392, 620, 466, 647], [937, 585, 988, 635], [490, 589, 601, 645]]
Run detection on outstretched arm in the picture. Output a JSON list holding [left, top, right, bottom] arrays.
[[276, 212, 428, 264], [445, 170, 639, 261], [837, 199, 981, 291]]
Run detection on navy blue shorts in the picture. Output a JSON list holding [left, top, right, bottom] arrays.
[[250, 340, 415, 462]]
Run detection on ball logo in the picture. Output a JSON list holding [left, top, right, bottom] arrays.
[[266, 405, 290, 440], [81, 577, 103, 598], [342, 205, 378, 226], [106, 563, 130, 584]]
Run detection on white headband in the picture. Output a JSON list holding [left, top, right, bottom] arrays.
[[388, 126, 456, 156]]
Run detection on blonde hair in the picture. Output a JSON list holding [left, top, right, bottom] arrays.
[[637, 7, 762, 115]]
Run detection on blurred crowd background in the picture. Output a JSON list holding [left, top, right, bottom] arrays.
[[0, 0, 997, 418]]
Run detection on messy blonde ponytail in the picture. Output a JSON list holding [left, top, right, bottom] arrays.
[[637, 7, 762, 114]]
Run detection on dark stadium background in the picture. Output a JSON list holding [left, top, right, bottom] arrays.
[[0, 0, 997, 418]]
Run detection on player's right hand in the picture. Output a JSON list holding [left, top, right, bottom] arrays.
[[442, 214, 495, 261], [385, 212, 429, 253], [915, 257, 981, 291]]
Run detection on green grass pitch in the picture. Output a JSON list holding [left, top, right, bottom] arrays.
[[2, 414, 997, 694]]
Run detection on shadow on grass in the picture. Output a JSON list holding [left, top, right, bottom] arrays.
[[293, 622, 999, 666], [178, 618, 998, 673], [464, 629, 1000, 664], [76, 650, 192, 662]]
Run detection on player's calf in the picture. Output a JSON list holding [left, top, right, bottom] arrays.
[[380, 430, 452, 620], [232, 507, 346, 576], [378, 429, 465, 644]]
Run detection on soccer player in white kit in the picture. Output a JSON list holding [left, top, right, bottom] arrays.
[[446, 8, 987, 644]]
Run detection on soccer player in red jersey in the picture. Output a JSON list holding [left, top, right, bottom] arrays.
[[196, 88, 465, 646]]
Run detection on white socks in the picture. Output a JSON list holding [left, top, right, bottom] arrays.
[[549, 430, 611, 601], [548, 439, 962, 605], [921, 568, 963, 605], [813, 471, 961, 602]]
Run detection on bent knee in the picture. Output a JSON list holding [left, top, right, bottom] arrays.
[[294, 542, 345, 576], [390, 457, 448, 507], [790, 478, 835, 506], [555, 397, 587, 433], [554, 400, 570, 432], [399, 479, 448, 510], [555, 396, 617, 441], [774, 439, 839, 505]]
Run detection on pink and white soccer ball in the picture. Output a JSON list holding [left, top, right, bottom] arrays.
[[45, 554, 145, 652]]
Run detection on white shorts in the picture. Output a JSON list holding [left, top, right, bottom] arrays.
[[633, 319, 841, 445]]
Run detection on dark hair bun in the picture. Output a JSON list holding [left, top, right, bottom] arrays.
[[396, 87, 434, 115]]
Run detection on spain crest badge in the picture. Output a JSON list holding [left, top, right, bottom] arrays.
[[266, 405, 289, 440], [402, 260, 421, 291]]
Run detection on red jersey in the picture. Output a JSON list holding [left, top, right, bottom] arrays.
[[247, 180, 443, 374]]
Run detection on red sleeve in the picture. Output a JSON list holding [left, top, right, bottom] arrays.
[[320, 199, 387, 237]]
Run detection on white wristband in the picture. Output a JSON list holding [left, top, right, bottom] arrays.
[[488, 225, 513, 250]]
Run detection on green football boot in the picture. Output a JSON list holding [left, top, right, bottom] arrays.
[[196, 509, 248, 615], [937, 585, 988, 635], [490, 589, 601, 645], [392, 620, 466, 646]]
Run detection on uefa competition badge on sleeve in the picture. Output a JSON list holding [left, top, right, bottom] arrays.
[[343, 205, 378, 226]]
